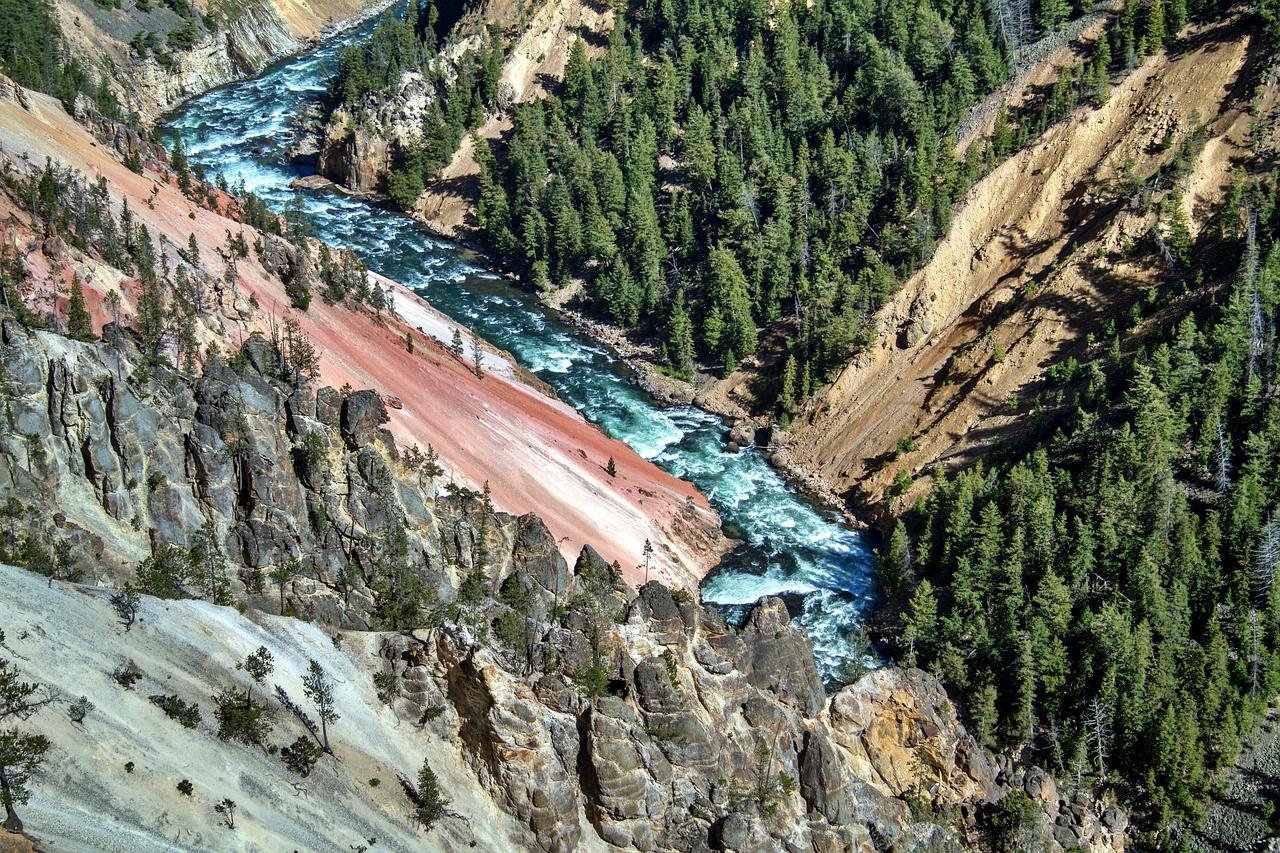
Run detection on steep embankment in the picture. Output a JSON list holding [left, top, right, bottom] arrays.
[[784, 15, 1261, 514], [0, 565, 528, 852], [0, 77, 726, 588], [316, 0, 611, 229], [54, 0, 391, 122], [413, 0, 613, 236], [0, 556, 1127, 852]]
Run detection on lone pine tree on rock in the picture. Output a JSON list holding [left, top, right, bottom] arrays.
[[0, 656, 53, 833]]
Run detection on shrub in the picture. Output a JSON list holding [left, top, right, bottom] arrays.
[[176, 779, 193, 796], [213, 688, 274, 747], [112, 660, 143, 689], [68, 696, 93, 724], [152, 694, 202, 728], [281, 735, 323, 777]]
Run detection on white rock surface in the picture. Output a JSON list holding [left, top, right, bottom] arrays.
[[0, 564, 526, 852]]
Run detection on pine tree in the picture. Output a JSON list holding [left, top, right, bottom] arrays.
[[470, 329, 484, 378], [901, 579, 937, 667], [1142, 0, 1166, 55], [414, 759, 449, 830], [881, 523, 915, 596], [666, 288, 695, 378], [170, 137, 190, 192], [188, 519, 232, 606], [269, 560, 299, 615], [1089, 37, 1112, 105], [778, 354, 799, 418], [66, 276, 93, 341], [0, 656, 52, 832], [301, 659, 339, 753]]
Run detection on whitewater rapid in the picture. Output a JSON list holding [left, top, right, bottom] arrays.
[[163, 15, 877, 681]]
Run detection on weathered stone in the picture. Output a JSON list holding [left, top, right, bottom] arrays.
[[739, 597, 825, 717]]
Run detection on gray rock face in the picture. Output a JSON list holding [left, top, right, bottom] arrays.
[[739, 596, 826, 717], [0, 325, 1127, 853]]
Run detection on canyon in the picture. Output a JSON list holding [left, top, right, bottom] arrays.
[[1, 0, 1273, 846], [0, 74, 725, 589]]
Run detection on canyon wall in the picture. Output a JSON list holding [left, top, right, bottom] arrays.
[[315, 0, 610, 231], [54, 0, 391, 122], [0, 75, 725, 588], [782, 14, 1261, 517]]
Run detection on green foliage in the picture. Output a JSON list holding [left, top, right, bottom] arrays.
[[281, 734, 323, 777], [372, 526, 432, 630], [188, 520, 232, 605], [0, 655, 52, 827], [465, 0, 1018, 385], [136, 545, 191, 599], [332, 6, 504, 211], [301, 659, 339, 751], [66, 277, 94, 341], [67, 695, 93, 724], [895, 172, 1280, 833], [372, 669, 397, 704], [153, 694, 202, 728], [414, 758, 448, 831], [986, 790, 1039, 851], [572, 628, 611, 699], [214, 687, 274, 747], [112, 660, 143, 689], [110, 584, 141, 631], [0, 0, 114, 112]]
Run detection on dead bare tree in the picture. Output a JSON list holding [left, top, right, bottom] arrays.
[[1083, 695, 1111, 777]]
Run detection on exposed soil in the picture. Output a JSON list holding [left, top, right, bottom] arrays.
[[0, 77, 728, 590], [783, 15, 1262, 523]]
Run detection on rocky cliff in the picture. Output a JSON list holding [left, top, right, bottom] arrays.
[[0, 322, 1126, 850], [0, 74, 725, 587], [54, 0, 391, 122], [314, 0, 610, 224]]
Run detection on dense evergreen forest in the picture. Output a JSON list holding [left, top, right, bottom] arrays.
[[473, 0, 1213, 394], [884, 89, 1280, 841], [346, 0, 1199, 400], [0, 0, 122, 114]]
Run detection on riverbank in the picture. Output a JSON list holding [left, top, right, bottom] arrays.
[[155, 0, 400, 123], [289, 172, 865, 528]]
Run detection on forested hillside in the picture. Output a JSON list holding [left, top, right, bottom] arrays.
[[0, 0, 123, 115], [330, 1, 506, 206], [463, 0, 1193, 397], [884, 70, 1280, 843]]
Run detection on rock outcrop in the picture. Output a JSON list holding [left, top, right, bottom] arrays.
[[0, 323, 1125, 852], [0, 76, 728, 589], [54, 0, 393, 122]]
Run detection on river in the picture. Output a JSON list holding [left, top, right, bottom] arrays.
[[163, 16, 877, 682]]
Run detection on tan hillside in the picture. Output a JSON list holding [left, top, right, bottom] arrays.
[[783, 14, 1263, 516], [416, 0, 614, 237]]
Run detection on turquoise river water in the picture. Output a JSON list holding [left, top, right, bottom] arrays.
[[163, 16, 877, 680]]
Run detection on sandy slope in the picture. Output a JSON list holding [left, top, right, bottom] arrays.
[[0, 78, 727, 590], [0, 564, 550, 852], [785, 15, 1260, 514]]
